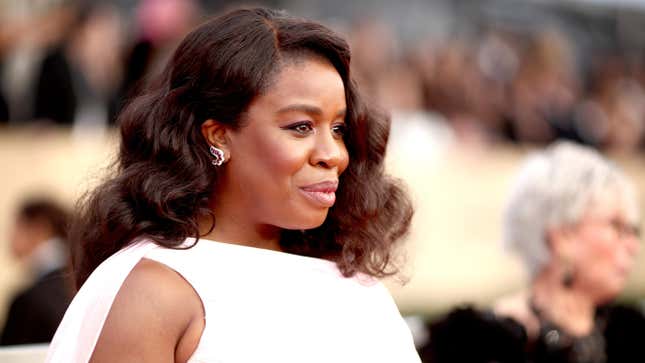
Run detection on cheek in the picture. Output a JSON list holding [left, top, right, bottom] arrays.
[[576, 232, 624, 288], [262, 142, 307, 175], [235, 132, 310, 203], [256, 137, 310, 184], [339, 144, 350, 174], [577, 228, 615, 263]]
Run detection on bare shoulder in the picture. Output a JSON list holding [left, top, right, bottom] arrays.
[[493, 290, 539, 339], [90, 258, 204, 363]]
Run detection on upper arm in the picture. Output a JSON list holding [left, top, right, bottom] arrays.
[[89, 258, 204, 363]]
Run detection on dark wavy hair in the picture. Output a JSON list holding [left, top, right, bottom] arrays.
[[71, 7, 413, 288]]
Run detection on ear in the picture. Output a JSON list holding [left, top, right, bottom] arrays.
[[546, 225, 578, 260], [201, 119, 231, 160]]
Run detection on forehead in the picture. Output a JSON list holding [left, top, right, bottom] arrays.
[[253, 57, 346, 111], [586, 185, 639, 222]]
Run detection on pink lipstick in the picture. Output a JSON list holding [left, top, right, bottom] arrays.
[[299, 181, 338, 207]]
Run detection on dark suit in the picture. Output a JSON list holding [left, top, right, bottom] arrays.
[[0, 90, 7, 123], [0, 268, 73, 345], [33, 47, 76, 125], [0, 60, 8, 123]]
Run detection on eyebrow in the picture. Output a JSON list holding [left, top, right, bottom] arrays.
[[277, 104, 346, 119]]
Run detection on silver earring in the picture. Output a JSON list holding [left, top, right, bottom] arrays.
[[209, 145, 225, 166]]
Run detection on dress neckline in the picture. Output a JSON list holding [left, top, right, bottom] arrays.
[[185, 236, 338, 268]]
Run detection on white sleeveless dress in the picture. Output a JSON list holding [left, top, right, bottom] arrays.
[[45, 238, 421, 363]]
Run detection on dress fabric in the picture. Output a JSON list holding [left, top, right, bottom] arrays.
[[46, 238, 421, 363]]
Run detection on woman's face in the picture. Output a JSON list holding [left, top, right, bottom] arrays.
[[217, 57, 349, 232], [569, 195, 640, 303]]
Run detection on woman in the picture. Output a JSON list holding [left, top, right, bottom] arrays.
[[46, 8, 419, 363], [424, 141, 644, 363]]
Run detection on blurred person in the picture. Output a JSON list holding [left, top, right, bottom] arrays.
[[424, 39, 472, 119], [474, 30, 521, 142], [422, 38, 508, 145], [378, 51, 455, 163], [0, 198, 72, 345], [423, 141, 645, 363], [0, 14, 10, 123], [606, 80, 645, 151], [115, 0, 199, 118], [0, 89, 7, 123], [0, 1, 78, 124], [348, 21, 458, 155], [574, 58, 645, 152], [510, 30, 582, 144], [374, 58, 425, 113], [32, 1, 123, 127], [46, 8, 419, 362], [347, 17, 398, 102]]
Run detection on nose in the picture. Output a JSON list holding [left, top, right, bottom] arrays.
[[310, 128, 347, 170]]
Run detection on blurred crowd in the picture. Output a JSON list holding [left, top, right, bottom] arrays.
[[349, 16, 645, 153], [2, 0, 645, 152], [0, 0, 201, 132]]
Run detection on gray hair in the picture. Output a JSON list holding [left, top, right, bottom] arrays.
[[503, 141, 639, 277]]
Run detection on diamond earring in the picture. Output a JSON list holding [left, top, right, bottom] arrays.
[[209, 145, 225, 166]]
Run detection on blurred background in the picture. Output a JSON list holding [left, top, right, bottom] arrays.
[[2, 0, 645, 331]]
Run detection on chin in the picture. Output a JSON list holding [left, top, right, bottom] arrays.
[[280, 212, 329, 230], [594, 284, 623, 305], [298, 216, 328, 230]]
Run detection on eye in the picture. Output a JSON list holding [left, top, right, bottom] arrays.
[[331, 123, 347, 138], [284, 121, 314, 136], [610, 219, 641, 238]]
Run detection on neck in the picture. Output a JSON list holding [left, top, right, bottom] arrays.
[[531, 265, 597, 337], [199, 219, 282, 251], [28, 237, 66, 277], [198, 196, 282, 252]]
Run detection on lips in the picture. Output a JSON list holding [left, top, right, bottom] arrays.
[[299, 181, 338, 207]]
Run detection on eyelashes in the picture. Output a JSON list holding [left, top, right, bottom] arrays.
[[331, 123, 347, 137], [283, 121, 347, 138], [287, 121, 314, 135]]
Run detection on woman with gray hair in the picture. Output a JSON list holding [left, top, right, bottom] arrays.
[[423, 142, 645, 363]]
